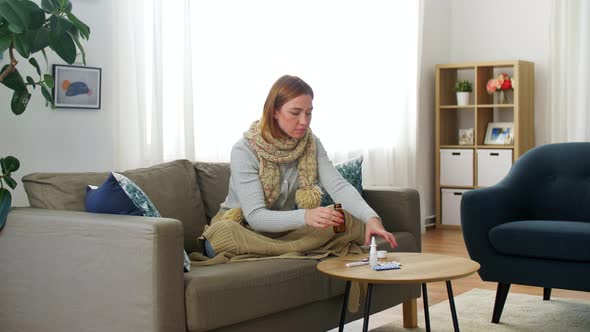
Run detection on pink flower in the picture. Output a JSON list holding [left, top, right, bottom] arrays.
[[486, 79, 497, 94], [486, 73, 515, 94]]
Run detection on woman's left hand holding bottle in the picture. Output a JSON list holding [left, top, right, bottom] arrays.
[[304, 207, 345, 229]]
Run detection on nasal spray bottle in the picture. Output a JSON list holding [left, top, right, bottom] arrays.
[[369, 236, 378, 268]]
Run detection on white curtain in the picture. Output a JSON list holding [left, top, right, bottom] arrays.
[[547, 0, 590, 142], [111, 0, 194, 171], [112, 0, 421, 189]]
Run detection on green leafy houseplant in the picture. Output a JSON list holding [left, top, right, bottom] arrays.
[[454, 80, 473, 92], [0, 0, 90, 230]]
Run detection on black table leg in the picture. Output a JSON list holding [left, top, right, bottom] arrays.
[[446, 280, 460, 332], [362, 283, 373, 332], [338, 281, 351, 332], [422, 283, 431, 332]]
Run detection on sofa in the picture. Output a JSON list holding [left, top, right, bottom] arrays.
[[0, 159, 422, 332], [461, 142, 590, 324]]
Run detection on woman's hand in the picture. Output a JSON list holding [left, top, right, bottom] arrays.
[[305, 207, 345, 229], [365, 217, 398, 249]]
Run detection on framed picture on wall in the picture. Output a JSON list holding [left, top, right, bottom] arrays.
[[53, 64, 101, 109], [484, 122, 514, 145]]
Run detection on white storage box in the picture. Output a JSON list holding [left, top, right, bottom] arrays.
[[477, 149, 513, 187], [442, 189, 470, 226], [440, 149, 474, 186]]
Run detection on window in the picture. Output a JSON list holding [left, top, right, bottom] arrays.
[[188, 0, 419, 162]]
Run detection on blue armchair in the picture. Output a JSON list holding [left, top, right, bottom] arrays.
[[461, 142, 590, 323]]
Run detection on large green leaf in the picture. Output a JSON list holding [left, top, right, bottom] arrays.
[[0, 0, 26, 33], [2, 174, 17, 189], [59, 0, 72, 11], [49, 30, 75, 64], [41, 0, 58, 13], [0, 188, 11, 231], [49, 15, 74, 36], [14, 30, 34, 58], [0, 156, 20, 173], [29, 57, 41, 76], [29, 27, 50, 53], [69, 31, 85, 65], [47, 16, 76, 63], [43, 74, 54, 88], [41, 83, 54, 108], [41, 48, 48, 69], [0, 0, 45, 33], [11, 89, 31, 115], [26, 75, 35, 88], [0, 32, 10, 53], [0, 65, 27, 91], [21, 0, 45, 30], [65, 11, 89, 40]]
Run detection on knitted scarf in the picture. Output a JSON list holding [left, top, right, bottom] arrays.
[[223, 121, 323, 222]]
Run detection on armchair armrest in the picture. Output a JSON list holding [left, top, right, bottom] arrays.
[[0, 208, 186, 332], [363, 186, 421, 251], [461, 185, 528, 265]]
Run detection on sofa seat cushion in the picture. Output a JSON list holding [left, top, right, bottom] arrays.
[[489, 220, 590, 262], [184, 259, 338, 332]]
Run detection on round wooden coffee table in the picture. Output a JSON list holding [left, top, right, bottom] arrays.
[[317, 252, 480, 332]]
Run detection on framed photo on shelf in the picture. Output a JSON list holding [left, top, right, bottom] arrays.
[[53, 64, 101, 109], [458, 128, 474, 145], [484, 122, 514, 145]]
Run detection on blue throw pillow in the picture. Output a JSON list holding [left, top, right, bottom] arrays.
[[86, 172, 191, 272], [321, 156, 363, 206]]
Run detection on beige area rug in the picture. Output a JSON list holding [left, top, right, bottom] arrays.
[[364, 288, 590, 332]]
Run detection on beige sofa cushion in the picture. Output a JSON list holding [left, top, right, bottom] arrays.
[[22, 160, 207, 253], [184, 259, 337, 332], [194, 162, 230, 222]]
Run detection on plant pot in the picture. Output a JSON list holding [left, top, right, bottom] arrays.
[[456, 92, 470, 106]]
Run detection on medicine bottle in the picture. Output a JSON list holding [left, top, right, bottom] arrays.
[[333, 203, 346, 233]]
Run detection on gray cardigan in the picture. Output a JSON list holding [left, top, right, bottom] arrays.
[[220, 134, 379, 232]]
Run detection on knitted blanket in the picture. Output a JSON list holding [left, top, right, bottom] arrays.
[[192, 208, 365, 264]]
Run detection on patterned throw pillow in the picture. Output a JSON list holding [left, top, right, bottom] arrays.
[[321, 156, 363, 206], [86, 172, 191, 272]]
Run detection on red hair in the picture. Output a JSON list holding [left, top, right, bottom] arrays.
[[259, 75, 314, 139]]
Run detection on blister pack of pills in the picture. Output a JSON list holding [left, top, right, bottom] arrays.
[[372, 261, 401, 271]]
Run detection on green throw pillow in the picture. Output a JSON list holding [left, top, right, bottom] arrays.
[[321, 156, 363, 206]]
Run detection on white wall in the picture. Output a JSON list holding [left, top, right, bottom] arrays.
[[0, 0, 114, 206], [417, 0, 452, 230], [418, 0, 551, 228], [448, 0, 551, 145]]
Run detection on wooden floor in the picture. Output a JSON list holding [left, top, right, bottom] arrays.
[[420, 227, 590, 308]]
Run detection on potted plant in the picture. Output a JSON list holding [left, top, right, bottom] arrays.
[[455, 80, 472, 106], [0, 0, 90, 230]]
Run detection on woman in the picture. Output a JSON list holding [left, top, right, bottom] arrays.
[[203, 75, 396, 260]]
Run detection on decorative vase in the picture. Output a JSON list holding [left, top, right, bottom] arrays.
[[456, 92, 470, 106], [497, 90, 510, 104]]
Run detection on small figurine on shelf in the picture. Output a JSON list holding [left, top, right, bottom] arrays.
[[486, 73, 515, 104], [454, 80, 472, 106]]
